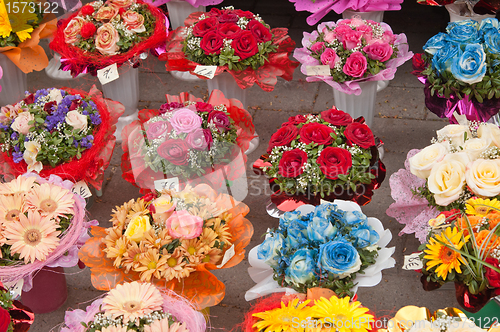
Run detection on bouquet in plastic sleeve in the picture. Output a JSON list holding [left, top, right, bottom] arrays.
[[0, 173, 95, 292], [49, 0, 168, 77], [160, 6, 299, 92], [61, 281, 206, 332], [121, 89, 255, 196], [416, 0, 499, 17], [143, 0, 223, 7], [412, 19, 500, 122], [79, 184, 253, 309], [245, 200, 395, 301], [293, 17, 412, 95], [254, 108, 385, 210], [0, 281, 34, 331]]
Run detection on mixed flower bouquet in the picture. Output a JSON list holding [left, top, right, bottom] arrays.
[[160, 7, 298, 92], [412, 19, 500, 122], [294, 17, 412, 95], [143, 0, 222, 6], [0, 281, 34, 332], [245, 200, 395, 301], [121, 89, 255, 193], [417, 0, 498, 17], [79, 184, 253, 309], [255, 108, 385, 210], [0, 86, 123, 191], [61, 281, 206, 332], [49, 0, 167, 76], [0, 173, 95, 292]]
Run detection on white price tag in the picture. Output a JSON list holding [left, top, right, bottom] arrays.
[[97, 63, 120, 85], [154, 178, 180, 192], [306, 65, 331, 76], [71, 181, 92, 199], [217, 245, 235, 268], [453, 111, 468, 127], [402, 252, 423, 270], [4, 279, 23, 299], [194, 65, 217, 79]]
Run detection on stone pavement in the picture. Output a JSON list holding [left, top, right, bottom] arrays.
[[24, 0, 480, 330]]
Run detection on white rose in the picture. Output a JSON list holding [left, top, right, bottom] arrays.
[[65, 110, 88, 132], [465, 158, 500, 197], [48, 89, 63, 104], [408, 321, 440, 332], [477, 122, 500, 148], [409, 143, 449, 179], [446, 321, 483, 332], [11, 112, 34, 135], [436, 124, 470, 148], [23, 141, 42, 173], [427, 153, 468, 206], [463, 137, 492, 160]]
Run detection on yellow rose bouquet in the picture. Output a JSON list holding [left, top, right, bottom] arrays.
[[79, 184, 253, 309]]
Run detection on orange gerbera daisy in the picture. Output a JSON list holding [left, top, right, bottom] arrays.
[[25, 183, 75, 220], [0, 194, 27, 223], [199, 228, 218, 247], [143, 228, 171, 250], [202, 247, 223, 265], [135, 249, 168, 282], [144, 320, 188, 332], [0, 176, 38, 195], [208, 218, 232, 246], [475, 230, 500, 252], [3, 211, 61, 263], [100, 326, 130, 332], [126, 199, 150, 220], [121, 242, 147, 273], [105, 236, 131, 268], [179, 239, 206, 264], [161, 249, 194, 282], [110, 199, 135, 228]]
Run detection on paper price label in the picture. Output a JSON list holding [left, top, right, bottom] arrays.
[[71, 181, 92, 199], [194, 65, 217, 79], [154, 178, 180, 192], [402, 252, 423, 270], [97, 63, 120, 85], [306, 65, 331, 76], [4, 279, 23, 299], [217, 245, 235, 268]]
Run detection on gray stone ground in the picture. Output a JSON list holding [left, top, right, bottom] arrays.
[[21, 0, 481, 330]]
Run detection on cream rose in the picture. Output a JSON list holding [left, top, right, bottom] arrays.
[[48, 89, 63, 104], [122, 10, 145, 33], [95, 23, 120, 55], [11, 112, 34, 135], [23, 141, 42, 173], [124, 215, 152, 242], [409, 143, 449, 179], [408, 321, 440, 332], [436, 124, 470, 148], [477, 122, 500, 148], [152, 195, 176, 223], [446, 322, 483, 332], [64, 17, 85, 44], [427, 153, 468, 206], [107, 0, 134, 7], [463, 137, 492, 160], [94, 5, 119, 21], [465, 158, 500, 197], [65, 110, 88, 132]]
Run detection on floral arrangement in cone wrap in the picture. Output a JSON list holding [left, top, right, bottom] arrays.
[[412, 19, 500, 122], [293, 17, 412, 95], [0, 281, 34, 332], [0, 86, 123, 191], [160, 7, 298, 91], [49, 0, 168, 76], [79, 184, 253, 309], [143, 0, 222, 7], [61, 281, 206, 332], [0, 173, 95, 292]]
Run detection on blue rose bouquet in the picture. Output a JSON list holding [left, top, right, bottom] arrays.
[[413, 18, 500, 122], [245, 200, 395, 300]]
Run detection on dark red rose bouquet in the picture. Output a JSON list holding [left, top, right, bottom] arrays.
[[256, 107, 385, 209]]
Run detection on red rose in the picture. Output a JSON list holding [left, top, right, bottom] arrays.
[[344, 122, 375, 149], [412, 53, 427, 76], [317, 147, 352, 180], [193, 17, 218, 37], [81, 22, 97, 39], [200, 31, 224, 55], [23, 93, 34, 105], [218, 23, 242, 39], [438, 209, 460, 223], [218, 12, 238, 23], [44, 101, 57, 114], [208, 8, 223, 17], [278, 149, 308, 178], [247, 20, 272, 43], [195, 102, 214, 113], [0, 307, 10, 332], [267, 124, 299, 153], [81, 4, 94, 15], [321, 107, 353, 126], [485, 258, 500, 288], [157, 139, 190, 166], [282, 114, 307, 127], [233, 9, 255, 19], [142, 192, 157, 202], [232, 30, 258, 60], [299, 123, 335, 145]]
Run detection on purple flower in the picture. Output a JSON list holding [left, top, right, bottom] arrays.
[[10, 132, 18, 140], [13, 151, 23, 163], [208, 110, 231, 132], [90, 113, 101, 125], [79, 135, 94, 149], [146, 120, 170, 140], [187, 128, 209, 150], [82, 110, 89, 115], [170, 108, 202, 134]]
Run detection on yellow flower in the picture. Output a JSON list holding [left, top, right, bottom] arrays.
[[465, 197, 500, 216], [0, 0, 12, 38], [124, 215, 152, 242], [252, 298, 310, 332], [424, 227, 469, 280], [5, 0, 38, 42], [428, 214, 447, 229]]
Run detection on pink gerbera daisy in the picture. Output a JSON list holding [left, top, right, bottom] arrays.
[[25, 183, 75, 220], [100, 326, 131, 332], [0, 193, 27, 223], [0, 176, 38, 195], [144, 319, 189, 332]]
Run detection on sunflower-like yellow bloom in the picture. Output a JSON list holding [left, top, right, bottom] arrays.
[[252, 298, 311, 332], [465, 197, 500, 216]]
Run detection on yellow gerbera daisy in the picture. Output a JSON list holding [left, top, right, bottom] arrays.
[[0, 175, 38, 195], [25, 183, 75, 220], [5, 0, 38, 42], [199, 227, 218, 247], [0, 193, 26, 223], [465, 198, 500, 216], [424, 227, 469, 280], [252, 298, 311, 332], [0, 0, 12, 38]]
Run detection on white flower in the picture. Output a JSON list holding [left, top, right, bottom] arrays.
[[463, 137, 492, 160], [465, 158, 500, 197], [437, 124, 470, 148], [409, 143, 449, 179], [48, 89, 63, 104], [23, 141, 42, 173], [477, 122, 500, 148], [427, 153, 469, 206], [65, 110, 88, 132]]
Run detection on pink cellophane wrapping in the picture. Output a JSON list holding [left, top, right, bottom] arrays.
[[289, 0, 404, 25], [293, 20, 413, 95], [386, 150, 439, 243]]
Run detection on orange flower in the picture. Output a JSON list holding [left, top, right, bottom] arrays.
[[475, 230, 500, 252]]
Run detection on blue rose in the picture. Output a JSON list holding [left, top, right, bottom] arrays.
[[258, 233, 285, 268], [318, 240, 361, 279], [351, 225, 380, 248], [312, 203, 334, 220], [279, 210, 303, 229], [423, 32, 449, 55], [285, 248, 318, 285], [479, 18, 500, 35], [307, 215, 337, 243], [343, 210, 368, 228], [286, 222, 309, 247], [431, 43, 459, 75], [484, 30, 500, 54], [451, 44, 487, 84], [445, 20, 481, 44]]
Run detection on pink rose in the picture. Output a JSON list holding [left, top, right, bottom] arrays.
[[320, 48, 340, 69], [356, 24, 373, 42], [64, 17, 85, 44], [382, 31, 396, 44], [122, 10, 145, 33], [186, 128, 209, 150], [363, 41, 393, 62], [11, 112, 34, 135], [348, 18, 364, 27], [310, 42, 325, 53], [107, 0, 134, 8], [342, 30, 363, 50], [165, 211, 203, 239], [95, 23, 120, 55], [333, 24, 352, 42], [95, 5, 118, 21], [146, 121, 170, 140], [324, 30, 337, 44], [343, 51, 367, 78], [170, 108, 202, 134]]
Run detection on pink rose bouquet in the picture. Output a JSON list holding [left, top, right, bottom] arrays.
[[294, 17, 412, 95]]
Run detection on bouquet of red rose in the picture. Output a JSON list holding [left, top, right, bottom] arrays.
[[0, 281, 34, 331]]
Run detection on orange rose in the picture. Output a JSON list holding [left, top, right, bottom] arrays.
[[95, 23, 120, 55], [64, 17, 85, 44], [107, 0, 134, 8], [475, 230, 500, 252], [486, 211, 500, 230], [457, 215, 483, 235], [122, 10, 145, 33], [95, 5, 119, 21]]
